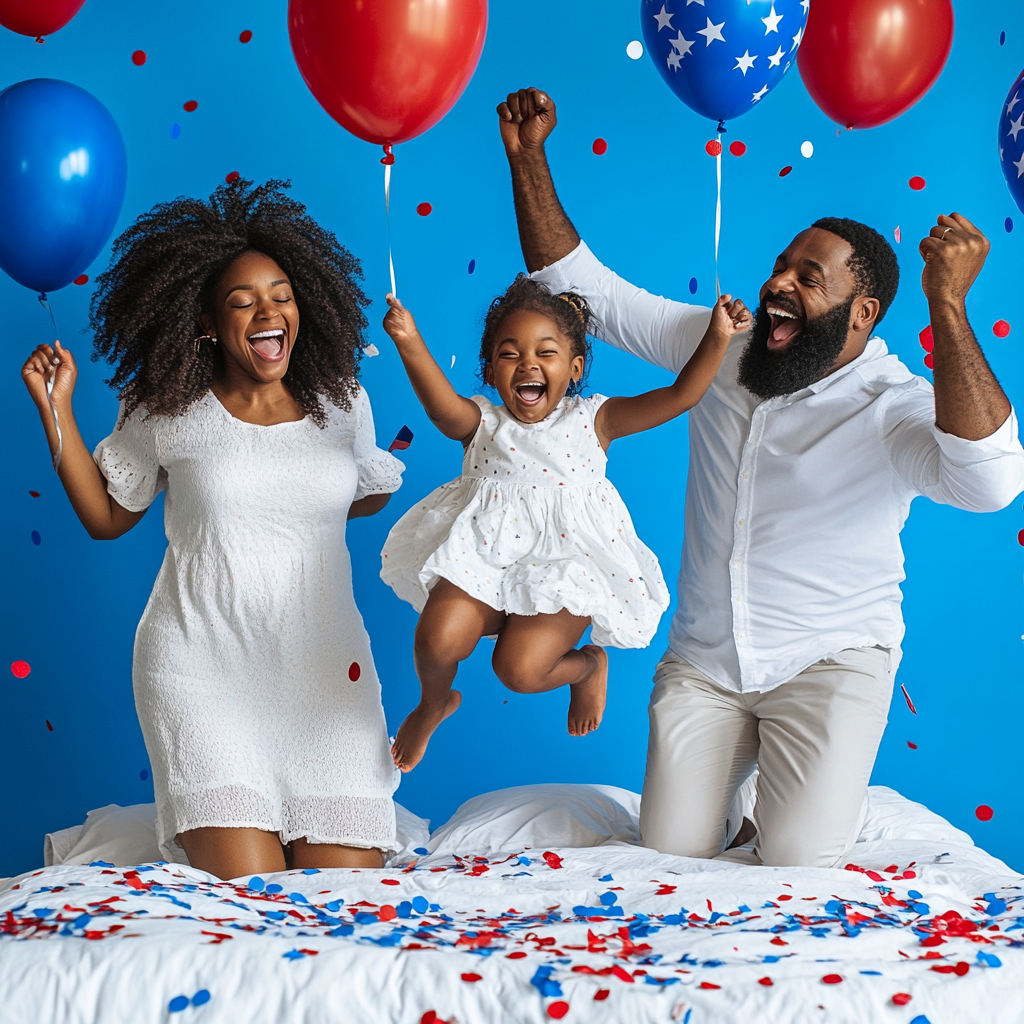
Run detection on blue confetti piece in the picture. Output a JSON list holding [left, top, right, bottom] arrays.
[[329, 924, 354, 937], [72, 913, 91, 929], [1005, 217, 1013, 233], [302, 868, 319, 875], [859, 970, 882, 976], [414, 847, 428, 856], [170, 123, 181, 139], [598, 874, 613, 882], [324, 900, 343, 912], [907, 901, 930, 915], [644, 975, 678, 986], [429, 903, 441, 913], [530, 965, 563, 998], [265, 911, 286, 920], [397, 901, 412, 919], [907, 890, 922, 899], [910, 1017, 932, 1024], [248, 876, 264, 892], [1000, 30, 1006, 45], [354, 912, 378, 924], [412, 895, 429, 914], [30, 530, 41, 545], [265, 884, 283, 894], [467, 259, 476, 274], [763, 955, 781, 964], [289, 892, 308, 903], [688, 277, 698, 294], [191, 990, 211, 1007], [599, 891, 618, 906], [737, 904, 750, 913], [986, 899, 1007, 916], [573, 905, 623, 917], [168, 995, 189, 1012], [34, 908, 54, 918], [139, 768, 149, 781], [977, 951, 1002, 968], [88, 861, 114, 868], [282, 949, 305, 960]]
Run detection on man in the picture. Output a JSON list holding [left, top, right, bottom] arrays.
[[497, 88, 1024, 868]]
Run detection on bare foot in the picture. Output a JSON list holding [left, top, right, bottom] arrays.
[[567, 645, 607, 737], [391, 690, 462, 772]]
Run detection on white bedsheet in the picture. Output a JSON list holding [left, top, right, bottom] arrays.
[[2, 787, 1021, 1023]]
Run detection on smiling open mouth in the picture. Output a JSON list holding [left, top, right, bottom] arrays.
[[248, 329, 286, 362], [515, 381, 547, 405], [766, 304, 804, 348]]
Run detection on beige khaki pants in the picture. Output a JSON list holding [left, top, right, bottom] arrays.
[[639, 647, 894, 868]]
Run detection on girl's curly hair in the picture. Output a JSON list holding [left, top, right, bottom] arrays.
[[478, 275, 596, 397], [89, 178, 369, 427]]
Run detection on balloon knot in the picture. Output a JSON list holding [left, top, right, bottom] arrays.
[[35, 36, 45, 44], [380, 144, 395, 166], [37, 292, 48, 303], [717, 120, 727, 134]]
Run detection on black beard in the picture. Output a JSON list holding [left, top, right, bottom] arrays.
[[737, 295, 854, 399]]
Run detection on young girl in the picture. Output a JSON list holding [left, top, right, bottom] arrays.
[[21, 179, 404, 879], [380, 276, 751, 771]]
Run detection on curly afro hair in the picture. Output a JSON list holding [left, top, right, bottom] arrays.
[[812, 216, 900, 327], [478, 275, 597, 397], [90, 178, 370, 427]]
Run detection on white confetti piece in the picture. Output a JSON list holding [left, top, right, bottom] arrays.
[[363, 343, 379, 357], [800, 140, 814, 159], [450, 355, 456, 368], [626, 40, 643, 60]]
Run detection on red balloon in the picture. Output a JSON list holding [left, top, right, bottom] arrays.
[[798, 0, 954, 130], [0, 0, 86, 36], [288, 0, 487, 147]]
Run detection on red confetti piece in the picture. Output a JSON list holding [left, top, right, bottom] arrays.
[[758, 977, 774, 986], [770, 936, 788, 946], [10, 661, 31, 678], [699, 982, 720, 990], [46, 720, 53, 731], [73, 274, 89, 285], [225, 171, 240, 184], [183, 100, 198, 112], [380, 879, 399, 886], [131, 50, 147, 66], [901, 683, 918, 715], [892, 993, 912, 1006], [894, 225, 901, 244], [822, 974, 843, 985], [421, 1014, 437, 1024], [460, 973, 482, 983], [506, 951, 527, 959], [542, 851, 563, 869], [547, 1003, 570, 1020], [1017, 529, 1024, 546], [907, 741, 918, 749], [594, 990, 610, 1001], [29, 491, 40, 497], [592, 138, 608, 155], [777, 894, 792, 901], [909, 176, 926, 190], [923, 352, 934, 369], [976, 805, 994, 821], [779, 165, 792, 177], [918, 325, 934, 351], [729, 140, 747, 156], [416, 202, 432, 216], [348, 662, 361, 681], [903, 869, 917, 878], [610, 965, 633, 983], [705, 139, 722, 157], [993, 319, 1011, 337], [239, 30, 253, 43], [655, 885, 676, 895]]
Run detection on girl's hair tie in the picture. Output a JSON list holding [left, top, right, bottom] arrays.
[[558, 294, 585, 323]]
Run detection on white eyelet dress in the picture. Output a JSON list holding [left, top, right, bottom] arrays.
[[93, 386, 404, 860], [380, 394, 670, 648]]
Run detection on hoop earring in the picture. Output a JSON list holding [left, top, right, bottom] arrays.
[[193, 335, 217, 354]]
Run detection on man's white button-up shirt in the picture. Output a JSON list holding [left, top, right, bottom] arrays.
[[533, 242, 1024, 693]]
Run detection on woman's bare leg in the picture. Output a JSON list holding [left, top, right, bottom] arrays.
[[289, 839, 384, 869], [392, 577, 506, 772], [177, 827, 286, 880], [491, 610, 608, 736]]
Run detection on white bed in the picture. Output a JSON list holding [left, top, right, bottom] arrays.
[[2, 784, 1021, 1023]]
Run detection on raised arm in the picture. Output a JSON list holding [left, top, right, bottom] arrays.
[[596, 295, 751, 447], [920, 213, 1011, 440], [21, 341, 145, 540], [381, 296, 481, 443]]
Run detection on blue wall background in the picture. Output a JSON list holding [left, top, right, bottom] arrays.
[[2, 0, 1022, 879]]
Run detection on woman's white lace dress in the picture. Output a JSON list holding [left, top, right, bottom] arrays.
[[381, 394, 669, 648], [93, 387, 404, 859]]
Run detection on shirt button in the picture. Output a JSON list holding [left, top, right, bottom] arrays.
[[737, 632, 745, 639], [738, 520, 745, 526], [742, 471, 749, 479]]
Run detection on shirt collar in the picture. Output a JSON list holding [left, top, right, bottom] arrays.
[[776, 335, 889, 404]]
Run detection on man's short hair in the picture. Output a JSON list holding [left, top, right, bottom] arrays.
[[812, 216, 900, 327]]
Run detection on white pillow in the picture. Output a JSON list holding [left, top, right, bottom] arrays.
[[44, 802, 431, 868], [857, 786, 975, 846]]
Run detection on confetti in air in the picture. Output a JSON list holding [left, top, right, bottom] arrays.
[[170, 123, 181, 139], [10, 661, 31, 678], [779, 165, 792, 177], [74, 274, 89, 285], [688, 278, 698, 295], [183, 100, 198, 112], [31, 530, 41, 546], [592, 139, 608, 155], [626, 40, 643, 59], [225, 171, 240, 184], [131, 50, 147, 66], [389, 426, 414, 453], [705, 140, 722, 157], [451, 355, 456, 369], [993, 320, 1011, 338], [975, 805, 994, 822], [894, 226, 901, 244], [729, 141, 746, 156], [800, 141, 813, 158], [901, 683, 918, 716], [909, 176, 926, 190], [417, 203, 432, 216], [468, 259, 476, 274], [240, 30, 253, 43], [363, 344, 379, 357]]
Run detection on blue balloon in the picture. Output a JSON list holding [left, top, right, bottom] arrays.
[[641, 0, 808, 127], [0, 78, 127, 294], [998, 68, 1024, 215]]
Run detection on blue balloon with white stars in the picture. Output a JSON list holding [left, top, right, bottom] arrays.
[[640, 0, 808, 126], [998, 68, 1024, 215]]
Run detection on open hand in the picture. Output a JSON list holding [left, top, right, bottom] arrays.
[[382, 294, 420, 346], [919, 213, 989, 307], [496, 88, 557, 159], [22, 340, 77, 414], [708, 294, 752, 337]]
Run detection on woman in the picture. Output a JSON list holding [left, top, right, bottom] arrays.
[[22, 179, 403, 879]]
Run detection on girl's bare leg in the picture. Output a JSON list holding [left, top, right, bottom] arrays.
[[290, 839, 384, 869], [392, 577, 506, 772], [491, 610, 608, 737], [178, 827, 286, 880]]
